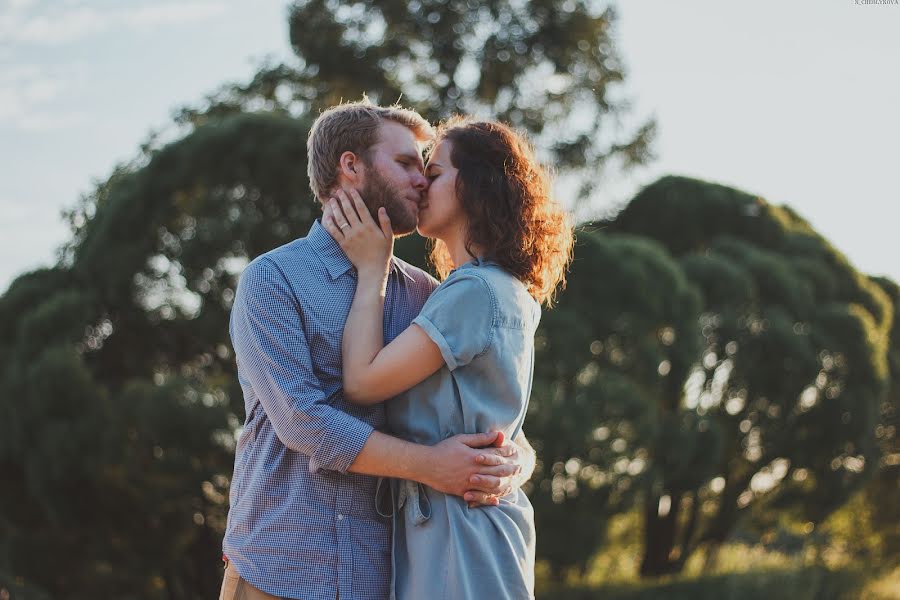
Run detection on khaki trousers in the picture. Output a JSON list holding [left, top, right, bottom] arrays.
[[219, 559, 283, 600]]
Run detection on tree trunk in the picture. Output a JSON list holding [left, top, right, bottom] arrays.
[[674, 491, 700, 571], [639, 490, 684, 577], [703, 470, 753, 548], [702, 540, 722, 572]]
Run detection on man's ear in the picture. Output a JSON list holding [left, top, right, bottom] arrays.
[[338, 151, 363, 183]]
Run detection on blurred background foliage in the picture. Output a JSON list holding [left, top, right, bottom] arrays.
[[0, 1, 896, 598]]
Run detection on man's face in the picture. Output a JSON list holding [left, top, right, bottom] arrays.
[[358, 121, 428, 236]]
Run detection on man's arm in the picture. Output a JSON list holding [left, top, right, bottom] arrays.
[[231, 257, 519, 497], [232, 257, 373, 473], [349, 430, 521, 498]]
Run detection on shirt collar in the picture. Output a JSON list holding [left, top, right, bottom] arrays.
[[308, 219, 353, 280], [450, 255, 494, 275], [308, 219, 417, 283]]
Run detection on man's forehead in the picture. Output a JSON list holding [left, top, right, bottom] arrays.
[[375, 121, 429, 154]]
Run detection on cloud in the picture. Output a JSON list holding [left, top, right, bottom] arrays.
[[14, 6, 109, 44], [124, 2, 226, 28], [0, 61, 89, 130], [0, 0, 229, 46], [0, 0, 229, 130], [16, 111, 88, 132], [6, 0, 38, 9]]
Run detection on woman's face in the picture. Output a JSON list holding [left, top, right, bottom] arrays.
[[418, 140, 464, 240]]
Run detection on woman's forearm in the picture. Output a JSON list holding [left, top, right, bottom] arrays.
[[342, 270, 388, 403]]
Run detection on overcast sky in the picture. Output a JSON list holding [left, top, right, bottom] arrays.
[[1, 0, 898, 294]]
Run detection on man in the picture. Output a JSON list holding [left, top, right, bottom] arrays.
[[220, 100, 535, 600]]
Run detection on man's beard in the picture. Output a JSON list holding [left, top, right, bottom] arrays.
[[360, 168, 418, 236]]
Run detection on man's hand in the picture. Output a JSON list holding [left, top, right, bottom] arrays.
[[464, 431, 536, 507], [422, 431, 521, 504]]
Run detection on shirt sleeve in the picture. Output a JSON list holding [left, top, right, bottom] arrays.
[[229, 257, 373, 474], [412, 272, 494, 371]]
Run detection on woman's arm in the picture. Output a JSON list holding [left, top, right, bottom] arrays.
[[323, 190, 446, 405], [343, 311, 444, 404]]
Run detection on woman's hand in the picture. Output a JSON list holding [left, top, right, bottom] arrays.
[[322, 188, 393, 281]]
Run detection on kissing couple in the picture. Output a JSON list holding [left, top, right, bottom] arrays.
[[220, 99, 574, 600]]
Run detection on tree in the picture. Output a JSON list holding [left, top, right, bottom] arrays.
[[181, 0, 654, 197], [0, 113, 313, 598], [859, 276, 899, 562], [595, 176, 893, 576], [525, 230, 706, 577]]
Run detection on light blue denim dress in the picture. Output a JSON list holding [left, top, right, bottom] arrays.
[[376, 260, 540, 600]]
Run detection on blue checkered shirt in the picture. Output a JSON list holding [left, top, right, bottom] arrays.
[[224, 220, 438, 600]]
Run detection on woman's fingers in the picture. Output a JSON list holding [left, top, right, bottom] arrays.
[[326, 190, 393, 276], [321, 203, 344, 239], [347, 188, 373, 225], [329, 199, 350, 230], [335, 189, 362, 225], [342, 188, 392, 239], [377, 207, 392, 238]]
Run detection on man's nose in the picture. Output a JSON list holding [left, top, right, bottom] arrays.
[[412, 172, 428, 192]]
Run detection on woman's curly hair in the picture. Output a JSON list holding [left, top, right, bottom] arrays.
[[427, 117, 574, 306]]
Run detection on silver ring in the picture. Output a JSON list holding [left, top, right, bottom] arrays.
[[339, 222, 350, 229]]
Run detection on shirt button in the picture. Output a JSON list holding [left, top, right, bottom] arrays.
[[336, 513, 344, 520]]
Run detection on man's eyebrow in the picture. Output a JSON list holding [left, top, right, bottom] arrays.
[[396, 152, 423, 163]]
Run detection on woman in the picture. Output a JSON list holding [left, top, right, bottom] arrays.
[[322, 118, 574, 599]]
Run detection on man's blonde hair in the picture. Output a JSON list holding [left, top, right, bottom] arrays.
[[306, 98, 433, 202]]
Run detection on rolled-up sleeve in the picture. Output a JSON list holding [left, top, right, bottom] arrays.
[[230, 257, 373, 473], [412, 273, 494, 371]]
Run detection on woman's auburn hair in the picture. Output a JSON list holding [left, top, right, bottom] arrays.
[[427, 117, 575, 306]]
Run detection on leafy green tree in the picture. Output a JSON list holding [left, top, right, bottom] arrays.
[[182, 0, 654, 195], [525, 230, 705, 576], [0, 113, 312, 598], [861, 276, 899, 562], [595, 176, 894, 576]]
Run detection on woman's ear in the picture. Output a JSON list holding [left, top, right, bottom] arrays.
[[338, 151, 362, 182]]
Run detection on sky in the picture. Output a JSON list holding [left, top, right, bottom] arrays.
[[1, 0, 898, 294]]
